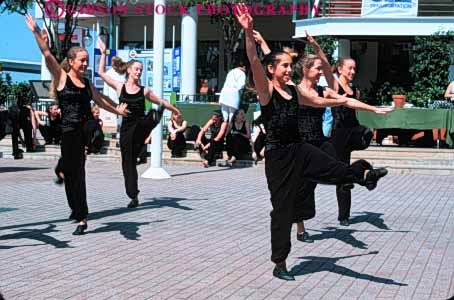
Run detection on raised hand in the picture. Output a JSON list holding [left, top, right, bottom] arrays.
[[40, 29, 49, 45], [305, 30, 320, 49], [234, 4, 253, 31], [252, 30, 264, 44], [25, 13, 39, 32], [97, 37, 106, 54]]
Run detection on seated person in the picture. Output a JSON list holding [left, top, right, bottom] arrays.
[[91, 105, 103, 129], [34, 104, 62, 145], [225, 108, 251, 164], [167, 112, 187, 158], [251, 114, 266, 163], [195, 110, 226, 167], [445, 81, 454, 100], [83, 106, 105, 155]]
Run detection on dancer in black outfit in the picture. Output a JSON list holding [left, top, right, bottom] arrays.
[[236, 6, 388, 281], [98, 38, 181, 208], [294, 33, 392, 241], [332, 57, 385, 226], [26, 14, 128, 235]]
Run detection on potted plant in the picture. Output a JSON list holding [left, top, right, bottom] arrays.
[[390, 86, 406, 108]]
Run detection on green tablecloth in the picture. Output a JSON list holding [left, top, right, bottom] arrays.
[[357, 108, 454, 145], [175, 103, 256, 127]]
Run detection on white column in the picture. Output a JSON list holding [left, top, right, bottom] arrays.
[[337, 39, 351, 59], [142, 0, 170, 179], [180, 7, 198, 102]]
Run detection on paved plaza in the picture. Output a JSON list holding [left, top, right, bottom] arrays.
[[0, 159, 453, 300]]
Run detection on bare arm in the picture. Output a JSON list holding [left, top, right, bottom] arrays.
[[167, 120, 175, 134], [175, 120, 187, 133], [345, 98, 393, 114], [214, 123, 227, 142], [143, 88, 180, 116], [196, 120, 212, 145], [236, 5, 272, 106], [97, 38, 123, 94], [25, 13, 62, 83], [306, 30, 336, 90], [253, 30, 271, 55], [89, 81, 128, 116], [445, 82, 454, 98], [296, 86, 347, 108]]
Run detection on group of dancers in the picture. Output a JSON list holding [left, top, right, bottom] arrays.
[[26, 7, 390, 280]]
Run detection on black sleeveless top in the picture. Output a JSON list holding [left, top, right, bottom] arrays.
[[298, 86, 326, 146], [230, 121, 247, 135], [57, 76, 92, 132], [205, 121, 222, 140], [119, 85, 145, 126], [48, 114, 62, 129], [170, 120, 185, 137], [332, 84, 360, 129], [261, 85, 300, 150]]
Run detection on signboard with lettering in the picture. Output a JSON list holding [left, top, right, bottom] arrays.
[[361, 0, 418, 17]]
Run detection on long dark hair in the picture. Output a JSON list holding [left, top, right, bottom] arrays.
[[262, 50, 292, 80]]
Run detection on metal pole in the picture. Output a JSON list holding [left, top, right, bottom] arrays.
[[144, 25, 147, 49], [142, 0, 170, 179], [115, 24, 119, 49]]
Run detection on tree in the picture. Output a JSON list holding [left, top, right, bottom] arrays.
[[0, 0, 81, 63]]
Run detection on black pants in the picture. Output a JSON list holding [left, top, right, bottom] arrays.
[[120, 110, 160, 200], [226, 133, 251, 160], [59, 127, 88, 222], [330, 126, 372, 221], [293, 140, 339, 223], [265, 143, 371, 264], [18, 107, 34, 151], [167, 132, 186, 156], [39, 124, 61, 144], [199, 135, 223, 165]]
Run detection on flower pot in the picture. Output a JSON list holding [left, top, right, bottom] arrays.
[[392, 95, 406, 108]]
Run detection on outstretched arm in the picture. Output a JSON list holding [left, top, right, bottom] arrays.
[[143, 88, 180, 116], [89, 81, 128, 116], [297, 86, 347, 107], [306, 30, 336, 90], [97, 38, 123, 95], [25, 13, 62, 82], [235, 4, 273, 106], [344, 98, 393, 114]]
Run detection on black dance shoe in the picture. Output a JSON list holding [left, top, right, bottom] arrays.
[[273, 265, 295, 281], [339, 219, 350, 226], [13, 152, 23, 160], [72, 223, 87, 235], [127, 197, 139, 208], [297, 232, 314, 243], [365, 168, 388, 191]]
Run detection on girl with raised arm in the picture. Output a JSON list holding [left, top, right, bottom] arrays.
[[235, 5, 388, 281], [97, 38, 180, 209], [294, 33, 392, 241], [26, 13, 128, 235]]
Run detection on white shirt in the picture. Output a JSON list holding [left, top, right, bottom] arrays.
[[103, 68, 126, 103], [219, 68, 246, 109]]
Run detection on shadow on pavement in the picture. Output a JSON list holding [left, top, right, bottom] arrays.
[[291, 251, 407, 286], [349, 211, 391, 230], [0, 197, 206, 231], [308, 227, 411, 249], [0, 208, 18, 214], [86, 221, 163, 240], [0, 167, 49, 173], [0, 224, 72, 248]]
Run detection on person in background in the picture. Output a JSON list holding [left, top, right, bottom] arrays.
[[225, 108, 251, 165], [103, 56, 126, 138], [445, 81, 454, 100], [91, 105, 103, 129], [219, 59, 249, 136], [34, 104, 62, 145], [167, 112, 187, 158], [196, 110, 225, 168]]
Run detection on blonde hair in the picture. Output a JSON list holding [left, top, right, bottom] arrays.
[[91, 105, 100, 113]]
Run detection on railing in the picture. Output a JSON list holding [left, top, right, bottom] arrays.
[[319, 0, 362, 17], [418, 0, 454, 17], [177, 93, 219, 103]]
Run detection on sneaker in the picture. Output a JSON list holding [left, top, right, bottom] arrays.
[[364, 168, 388, 191], [297, 232, 314, 243], [272, 265, 295, 281]]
